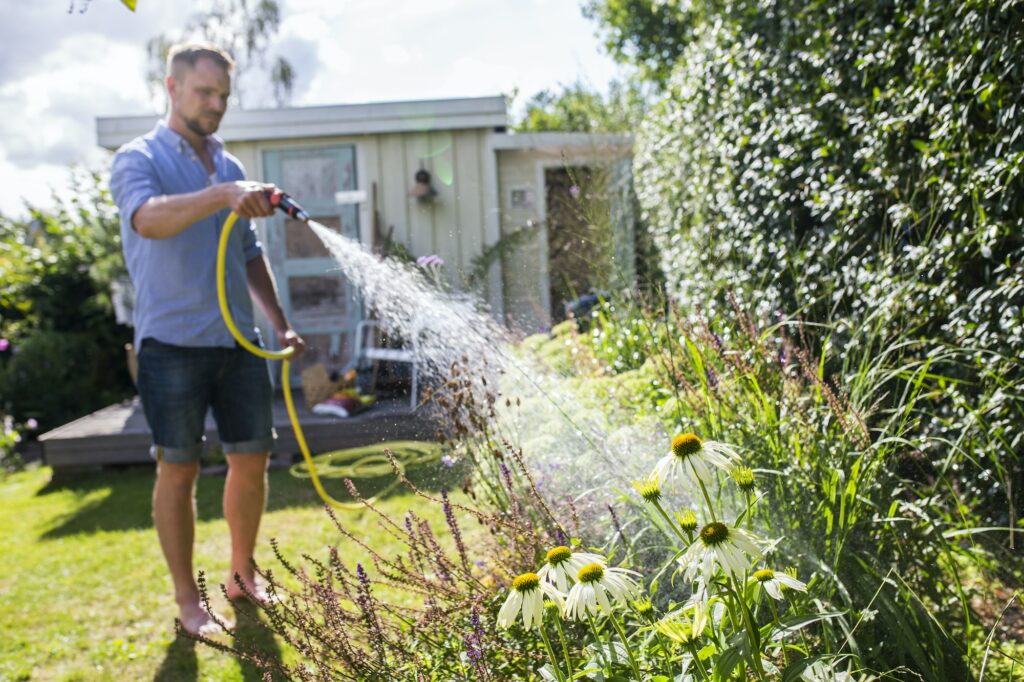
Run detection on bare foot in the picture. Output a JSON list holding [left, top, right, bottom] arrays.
[[177, 600, 233, 636], [225, 576, 277, 606]]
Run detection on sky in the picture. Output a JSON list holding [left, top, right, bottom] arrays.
[[0, 0, 622, 218]]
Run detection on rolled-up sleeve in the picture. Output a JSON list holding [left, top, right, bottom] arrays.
[[110, 148, 161, 233]]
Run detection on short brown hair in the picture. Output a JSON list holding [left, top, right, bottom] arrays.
[[166, 42, 235, 78]]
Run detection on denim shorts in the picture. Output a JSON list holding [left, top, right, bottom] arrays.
[[137, 337, 275, 463]]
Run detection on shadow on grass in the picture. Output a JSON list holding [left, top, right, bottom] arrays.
[[36, 441, 462, 540], [231, 599, 286, 681], [150, 605, 286, 682], [153, 633, 197, 682]]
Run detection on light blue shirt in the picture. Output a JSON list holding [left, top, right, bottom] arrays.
[[110, 121, 263, 349]]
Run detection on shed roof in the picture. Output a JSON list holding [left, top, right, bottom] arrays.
[[97, 95, 508, 150]]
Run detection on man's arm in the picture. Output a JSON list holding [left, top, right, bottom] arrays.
[[133, 181, 275, 239], [246, 255, 306, 354]]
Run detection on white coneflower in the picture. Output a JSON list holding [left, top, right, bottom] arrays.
[[749, 567, 807, 602], [676, 509, 698, 534], [678, 521, 761, 583], [654, 601, 708, 645], [630, 476, 662, 504], [731, 466, 756, 494], [497, 572, 564, 629], [652, 433, 741, 493], [564, 562, 640, 621], [537, 545, 608, 594]]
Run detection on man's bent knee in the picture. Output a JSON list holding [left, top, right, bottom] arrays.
[[157, 460, 200, 487]]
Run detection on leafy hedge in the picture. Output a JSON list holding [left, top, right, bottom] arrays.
[[632, 0, 1024, 524], [0, 171, 133, 432]]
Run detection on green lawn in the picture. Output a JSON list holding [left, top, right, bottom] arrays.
[[0, 447, 461, 681]]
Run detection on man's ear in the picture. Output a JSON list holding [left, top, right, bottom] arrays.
[[164, 74, 177, 100]]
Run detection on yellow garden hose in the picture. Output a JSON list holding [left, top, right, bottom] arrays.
[[216, 210, 430, 510]]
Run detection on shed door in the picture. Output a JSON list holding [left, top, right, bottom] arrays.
[[263, 147, 361, 379]]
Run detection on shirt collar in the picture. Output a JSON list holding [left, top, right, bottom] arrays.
[[155, 119, 225, 157]]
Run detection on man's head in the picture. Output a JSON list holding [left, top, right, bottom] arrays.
[[165, 42, 235, 138]]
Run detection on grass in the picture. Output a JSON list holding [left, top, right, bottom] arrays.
[[0, 445, 462, 682]]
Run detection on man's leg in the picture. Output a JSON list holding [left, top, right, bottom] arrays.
[[153, 459, 229, 633], [223, 451, 270, 599]]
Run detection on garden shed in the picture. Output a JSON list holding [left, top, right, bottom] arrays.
[[96, 95, 634, 373]]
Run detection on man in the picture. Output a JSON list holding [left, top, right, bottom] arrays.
[[110, 42, 305, 636]]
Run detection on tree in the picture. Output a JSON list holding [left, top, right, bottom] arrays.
[[513, 79, 647, 134], [145, 0, 295, 110], [67, 0, 136, 12], [581, 0, 702, 87]]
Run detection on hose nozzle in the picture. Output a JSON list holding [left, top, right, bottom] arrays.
[[267, 190, 310, 222]]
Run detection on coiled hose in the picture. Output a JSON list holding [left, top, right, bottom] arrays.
[[215, 211, 437, 509]]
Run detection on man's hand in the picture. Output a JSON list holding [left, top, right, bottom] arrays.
[[226, 181, 276, 219], [277, 328, 306, 355]]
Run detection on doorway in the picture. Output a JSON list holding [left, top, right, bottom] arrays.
[[544, 166, 610, 323]]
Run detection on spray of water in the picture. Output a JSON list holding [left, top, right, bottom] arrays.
[[309, 221, 700, 542]]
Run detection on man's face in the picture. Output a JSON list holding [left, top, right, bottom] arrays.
[[167, 57, 231, 137]]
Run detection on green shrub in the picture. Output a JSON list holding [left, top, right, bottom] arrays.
[[626, 0, 1024, 528], [0, 169, 133, 430], [545, 298, 1012, 679]]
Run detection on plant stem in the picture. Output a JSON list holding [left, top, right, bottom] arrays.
[[729, 576, 766, 680], [609, 614, 643, 681], [693, 472, 718, 523], [587, 613, 613, 669], [767, 597, 789, 667], [552, 615, 574, 679], [652, 499, 692, 547], [538, 625, 567, 682], [687, 641, 711, 682]]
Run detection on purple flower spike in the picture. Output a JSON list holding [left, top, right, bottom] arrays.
[[0, 339, 9, 352], [441, 454, 456, 468], [416, 254, 445, 267]]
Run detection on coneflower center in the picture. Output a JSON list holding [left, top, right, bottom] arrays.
[[753, 568, 775, 582], [577, 563, 605, 584], [512, 572, 540, 592], [699, 522, 729, 546], [673, 433, 703, 459], [546, 546, 572, 565]]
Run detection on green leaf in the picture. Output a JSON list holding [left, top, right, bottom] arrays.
[[766, 611, 846, 642], [697, 643, 717, 660], [911, 139, 930, 153], [781, 654, 852, 682], [120, 0, 136, 10]]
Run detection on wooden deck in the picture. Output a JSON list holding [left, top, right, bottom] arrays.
[[38, 394, 436, 469]]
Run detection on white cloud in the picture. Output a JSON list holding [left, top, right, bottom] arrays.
[[380, 44, 421, 66], [0, 0, 621, 218]]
